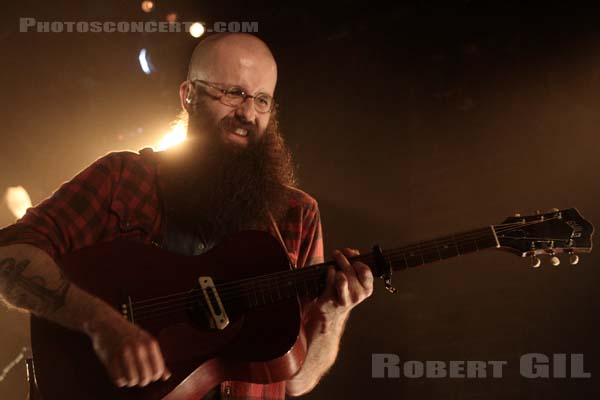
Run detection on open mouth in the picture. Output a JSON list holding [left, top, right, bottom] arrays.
[[223, 127, 251, 145], [232, 127, 248, 137]]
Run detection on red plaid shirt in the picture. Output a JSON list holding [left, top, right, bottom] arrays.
[[0, 148, 324, 400]]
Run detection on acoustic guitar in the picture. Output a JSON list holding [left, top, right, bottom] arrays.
[[30, 208, 593, 399]]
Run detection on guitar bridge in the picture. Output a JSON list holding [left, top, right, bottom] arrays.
[[120, 296, 135, 323], [198, 276, 229, 330]]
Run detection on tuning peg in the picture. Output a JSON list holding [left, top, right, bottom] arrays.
[[535, 210, 542, 215], [569, 253, 580, 266], [550, 256, 560, 266], [530, 256, 541, 268], [513, 212, 521, 217]]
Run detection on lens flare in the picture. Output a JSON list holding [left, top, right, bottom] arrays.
[[138, 48, 153, 75], [166, 13, 177, 23], [156, 122, 187, 151], [141, 1, 154, 13], [5, 186, 32, 219], [189, 22, 205, 38]]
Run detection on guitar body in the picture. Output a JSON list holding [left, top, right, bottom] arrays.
[[31, 230, 306, 400], [29, 207, 594, 399]]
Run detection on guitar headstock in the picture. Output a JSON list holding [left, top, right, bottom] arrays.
[[495, 208, 593, 267]]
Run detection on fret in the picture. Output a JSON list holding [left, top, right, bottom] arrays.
[[400, 252, 409, 269], [404, 250, 424, 267], [251, 282, 258, 307], [476, 236, 497, 250], [239, 285, 247, 309], [260, 282, 267, 306], [254, 282, 263, 307], [302, 278, 310, 297], [451, 234, 460, 255], [422, 247, 441, 264], [311, 277, 320, 296], [439, 241, 459, 259], [276, 279, 282, 301], [387, 252, 408, 270], [268, 284, 274, 305], [435, 242, 443, 260], [456, 240, 478, 254], [285, 280, 294, 299]]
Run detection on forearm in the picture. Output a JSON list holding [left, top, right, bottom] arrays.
[[0, 244, 119, 334], [286, 307, 350, 397]]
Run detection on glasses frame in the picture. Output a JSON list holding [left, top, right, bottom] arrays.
[[190, 79, 275, 114]]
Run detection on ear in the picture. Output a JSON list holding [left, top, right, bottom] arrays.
[[179, 81, 193, 112]]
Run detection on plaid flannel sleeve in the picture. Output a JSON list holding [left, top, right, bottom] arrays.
[[0, 153, 121, 259], [296, 201, 324, 268]]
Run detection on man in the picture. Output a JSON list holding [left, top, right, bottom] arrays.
[[0, 33, 374, 399]]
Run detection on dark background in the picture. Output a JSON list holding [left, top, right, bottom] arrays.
[[1, 1, 600, 399]]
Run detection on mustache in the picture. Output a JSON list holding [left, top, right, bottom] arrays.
[[219, 117, 257, 137]]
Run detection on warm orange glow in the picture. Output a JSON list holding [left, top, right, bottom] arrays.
[[5, 186, 32, 219], [156, 122, 187, 151], [141, 1, 154, 13], [166, 13, 177, 23]]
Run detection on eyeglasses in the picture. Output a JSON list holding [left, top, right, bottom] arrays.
[[191, 79, 275, 113]]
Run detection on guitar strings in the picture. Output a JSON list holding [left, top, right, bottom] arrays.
[[131, 218, 558, 315], [133, 233, 567, 323], [131, 219, 538, 308], [132, 218, 563, 321], [132, 227, 492, 311]]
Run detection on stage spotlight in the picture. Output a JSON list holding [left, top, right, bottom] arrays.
[[166, 13, 177, 23], [156, 122, 187, 151], [5, 186, 32, 219], [141, 1, 154, 13], [189, 22, 205, 38], [138, 48, 154, 75]]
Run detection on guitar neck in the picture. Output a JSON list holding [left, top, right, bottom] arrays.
[[223, 226, 499, 311]]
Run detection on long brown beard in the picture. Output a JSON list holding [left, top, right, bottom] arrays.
[[160, 111, 297, 243]]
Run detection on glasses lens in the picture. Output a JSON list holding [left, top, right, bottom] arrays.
[[217, 86, 273, 113], [254, 94, 273, 113], [220, 88, 244, 107]]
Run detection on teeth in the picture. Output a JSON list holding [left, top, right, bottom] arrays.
[[234, 128, 248, 137]]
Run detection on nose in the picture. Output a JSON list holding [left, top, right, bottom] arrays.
[[234, 96, 257, 123]]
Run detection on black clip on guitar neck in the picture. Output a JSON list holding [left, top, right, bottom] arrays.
[[372, 244, 397, 294]]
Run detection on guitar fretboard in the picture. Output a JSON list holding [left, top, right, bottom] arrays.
[[221, 226, 498, 312]]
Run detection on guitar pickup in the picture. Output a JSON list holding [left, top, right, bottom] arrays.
[[198, 276, 229, 330]]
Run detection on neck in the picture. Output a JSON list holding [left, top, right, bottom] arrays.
[[218, 226, 499, 313]]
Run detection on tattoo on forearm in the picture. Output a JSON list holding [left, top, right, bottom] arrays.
[[0, 256, 70, 314]]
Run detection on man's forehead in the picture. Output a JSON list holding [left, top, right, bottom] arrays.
[[187, 34, 277, 93]]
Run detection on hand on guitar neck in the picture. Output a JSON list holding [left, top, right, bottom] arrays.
[[311, 248, 374, 323], [286, 248, 374, 396]]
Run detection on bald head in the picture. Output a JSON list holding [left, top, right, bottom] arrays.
[[187, 33, 278, 95]]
